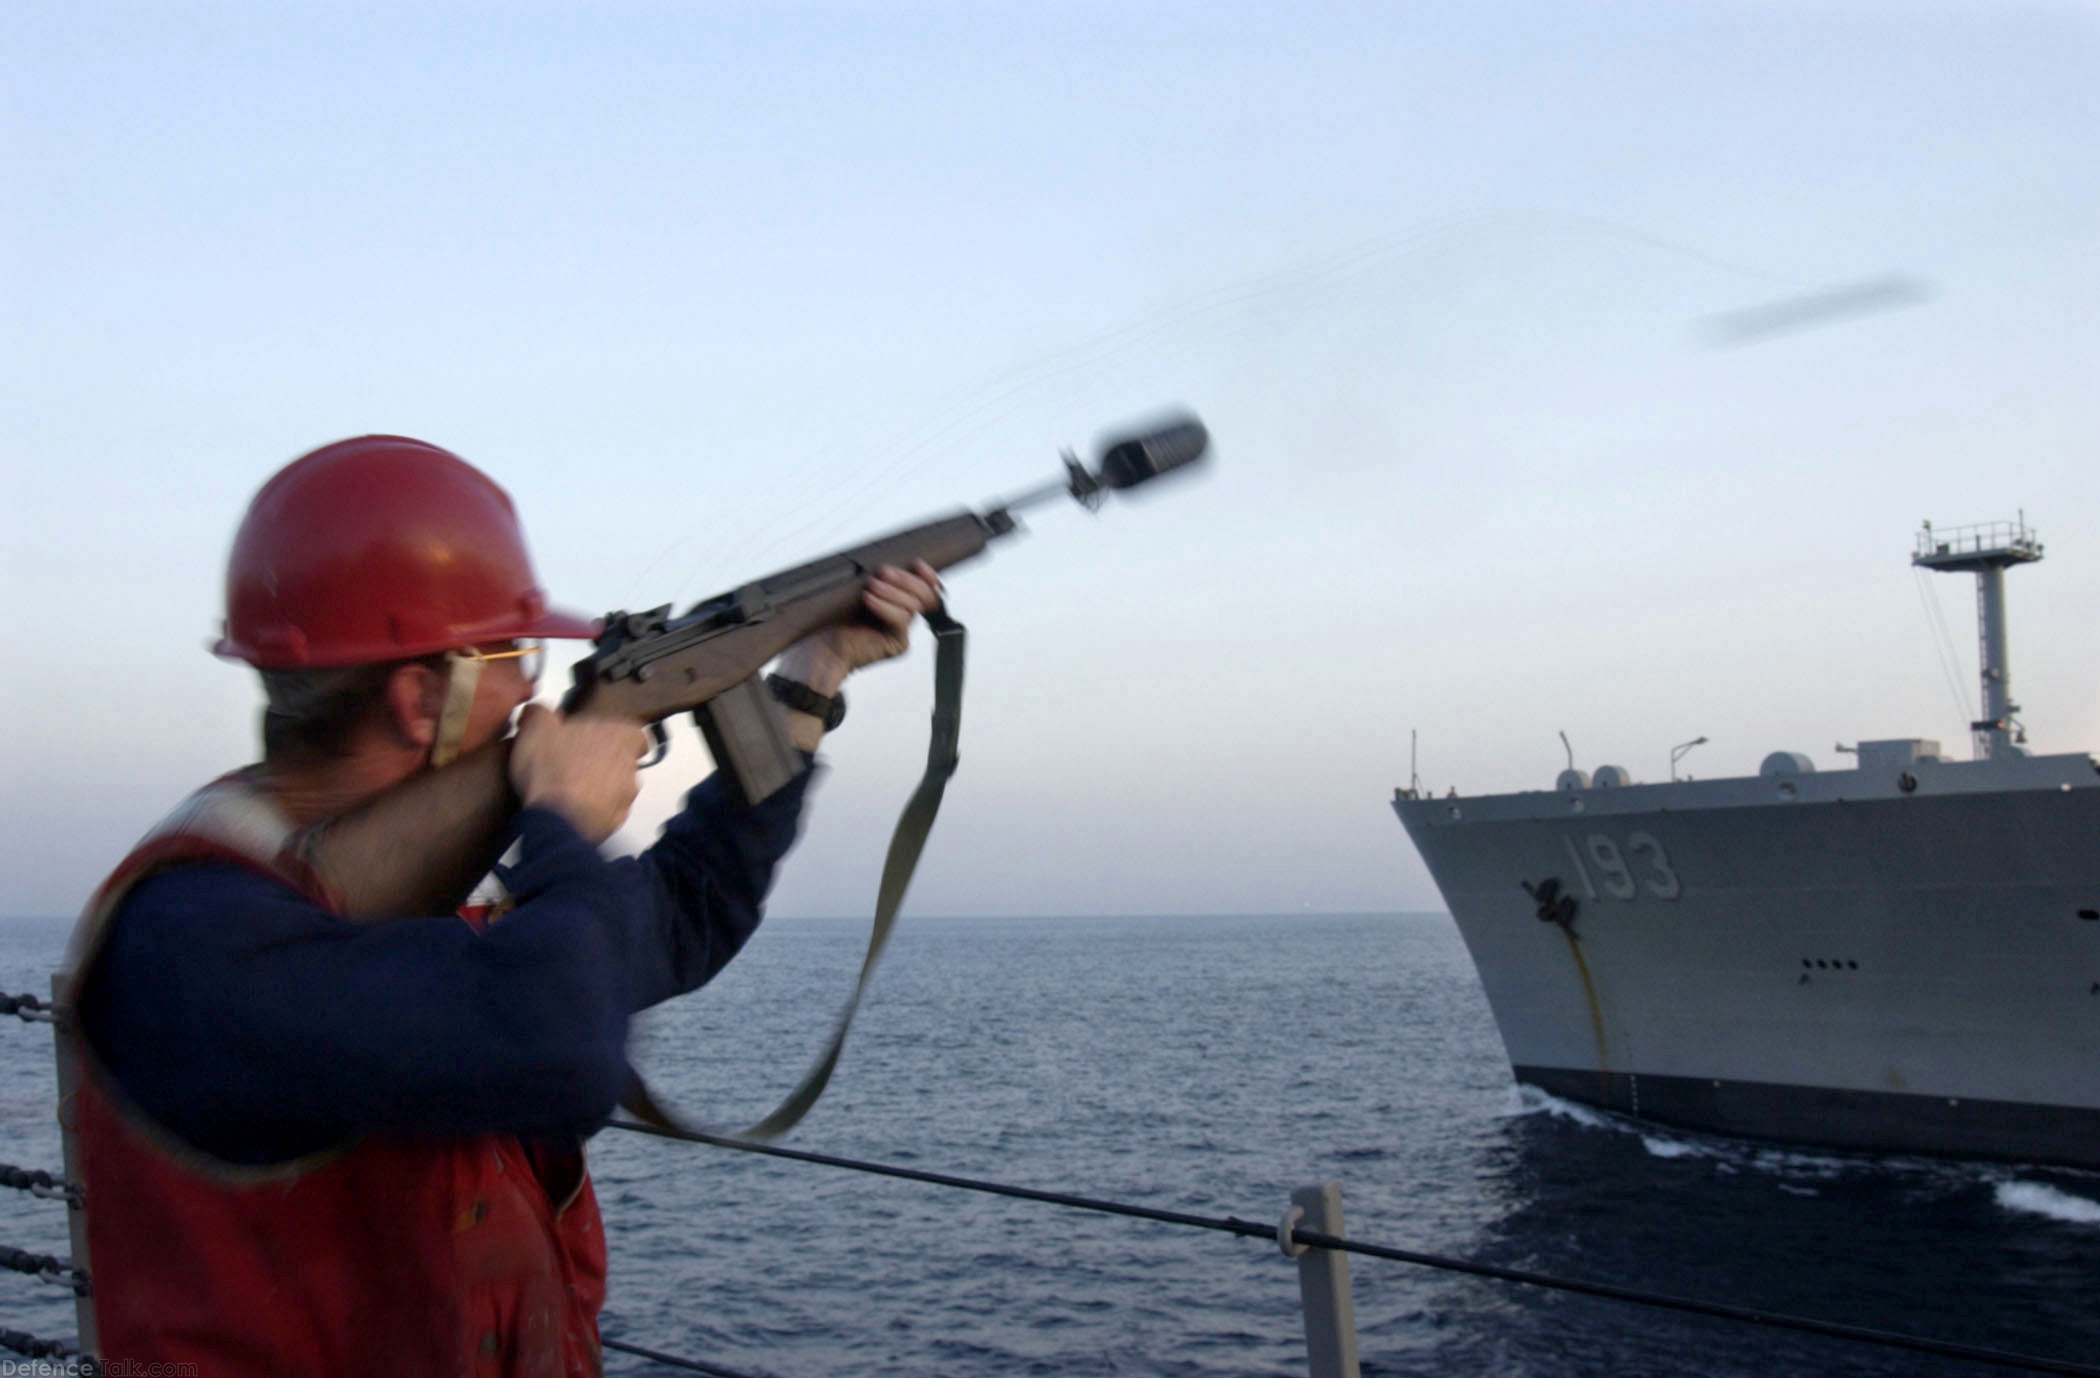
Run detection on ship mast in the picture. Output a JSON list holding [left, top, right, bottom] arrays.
[[1912, 516, 2043, 761]]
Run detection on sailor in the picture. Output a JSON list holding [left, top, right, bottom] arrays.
[[63, 435, 942, 1376]]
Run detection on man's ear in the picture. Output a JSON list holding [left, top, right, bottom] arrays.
[[381, 662, 447, 750]]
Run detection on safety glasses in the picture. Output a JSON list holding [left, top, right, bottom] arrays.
[[456, 638, 545, 683]]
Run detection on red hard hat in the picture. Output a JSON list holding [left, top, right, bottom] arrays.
[[215, 435, 599, 669]]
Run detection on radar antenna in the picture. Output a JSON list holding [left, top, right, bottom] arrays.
[[1912, 516, 2043, 761]]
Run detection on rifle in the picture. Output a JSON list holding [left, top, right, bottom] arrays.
[[300, 413, 1211, 921], [299, 413, 1207, 1138]]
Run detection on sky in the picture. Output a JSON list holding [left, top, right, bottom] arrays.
[[4, 0, 2097, 920]]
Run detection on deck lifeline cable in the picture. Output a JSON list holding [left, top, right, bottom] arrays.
[[604, 1117, 2100, 1378]]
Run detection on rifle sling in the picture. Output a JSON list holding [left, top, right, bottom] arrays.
[[618, 605, 968, 1142]]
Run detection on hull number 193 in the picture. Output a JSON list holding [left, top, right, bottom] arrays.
[[1561, 831, 1681, 901]]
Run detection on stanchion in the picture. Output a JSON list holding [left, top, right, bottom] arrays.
[[51, 971, 98, 1356], [1283, 1182, 1360, 1378]]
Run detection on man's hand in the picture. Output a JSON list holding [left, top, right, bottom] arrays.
[[768, 561, 945, 752], [508, 704, 648, 844], [772, 560, 945, 697]]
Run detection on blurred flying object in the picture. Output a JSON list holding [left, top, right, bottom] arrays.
[[1701, 273, 1933, 346]]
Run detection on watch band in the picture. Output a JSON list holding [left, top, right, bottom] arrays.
[[766, 673, 846, 731]]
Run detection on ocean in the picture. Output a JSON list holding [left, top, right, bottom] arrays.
[[3, 911, 2096, 1377]]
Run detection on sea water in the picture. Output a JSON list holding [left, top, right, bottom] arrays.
[[2, 912, 2095, 1377]]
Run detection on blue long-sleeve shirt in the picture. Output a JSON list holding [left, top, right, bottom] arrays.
[[77, 766, 815, 1165]]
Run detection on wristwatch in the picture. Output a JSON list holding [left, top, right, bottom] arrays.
[[766, 673, 846, 731]]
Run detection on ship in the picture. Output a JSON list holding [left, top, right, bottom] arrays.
[[1394, 518, 2100, 1169]]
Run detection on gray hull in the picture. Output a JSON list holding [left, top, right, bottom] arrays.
[[1395, 752, 2100, 1168]]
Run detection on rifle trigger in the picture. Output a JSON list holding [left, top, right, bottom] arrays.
[[641, 721, 670, 769]]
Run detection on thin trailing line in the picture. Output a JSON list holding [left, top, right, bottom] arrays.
[[601, 1335, 775, 1378]]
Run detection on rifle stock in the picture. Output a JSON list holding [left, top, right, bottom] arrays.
[[299, 745, 517, 920]]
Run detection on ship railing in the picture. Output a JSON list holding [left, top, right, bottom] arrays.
[[1916, 518, 2041, 561], [10, 990, 2100, 1378]]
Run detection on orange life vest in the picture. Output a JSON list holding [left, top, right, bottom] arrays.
[[65, 779, 609, 1377]]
